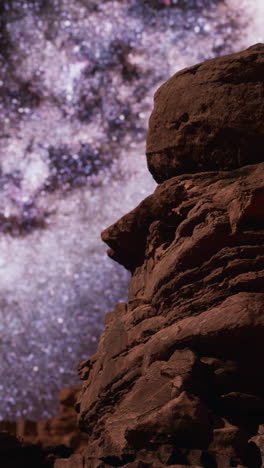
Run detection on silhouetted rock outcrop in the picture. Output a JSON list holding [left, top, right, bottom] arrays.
[[55, 45, 264, 468], [0, 386, 88, 455]]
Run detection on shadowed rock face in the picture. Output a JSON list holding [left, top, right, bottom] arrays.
[[0, 430, 72, 468], [147, 43, 264, 183], [56, 45, 264, 468]]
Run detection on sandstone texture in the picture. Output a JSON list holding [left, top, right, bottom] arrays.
[[56, 45, 264, 468], [147, 43, 264, 182], [73, 163, 264, 468]]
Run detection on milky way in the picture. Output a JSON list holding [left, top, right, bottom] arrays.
[[0, 0, 263, 420]]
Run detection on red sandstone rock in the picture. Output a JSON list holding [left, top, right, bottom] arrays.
[[75, 162, 264, 467], [146, 43, 264, 182], [56, 45, 264, 468]]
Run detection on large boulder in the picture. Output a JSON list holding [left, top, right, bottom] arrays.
[[147, 43, 264, 182]]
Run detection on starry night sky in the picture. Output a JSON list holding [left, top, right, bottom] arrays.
[[0, 0, 263, 420]]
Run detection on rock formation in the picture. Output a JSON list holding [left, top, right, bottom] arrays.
[[146, 43, 264, 182], [0, 386, 88, 453], [55, 44, 264, 467]]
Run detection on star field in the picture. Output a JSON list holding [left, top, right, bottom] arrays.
[[0, 0, 263, 420]]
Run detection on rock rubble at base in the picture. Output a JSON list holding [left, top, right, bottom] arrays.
[[0, 430, 70, 467], [57, 45, 264, 467], [0, 386, 88, 455]]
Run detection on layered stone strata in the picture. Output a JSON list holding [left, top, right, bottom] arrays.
[[55, 45, 264, 468], [72, 163, 264, 468]]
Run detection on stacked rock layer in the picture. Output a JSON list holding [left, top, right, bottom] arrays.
[[56, 44, 264, 468]]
